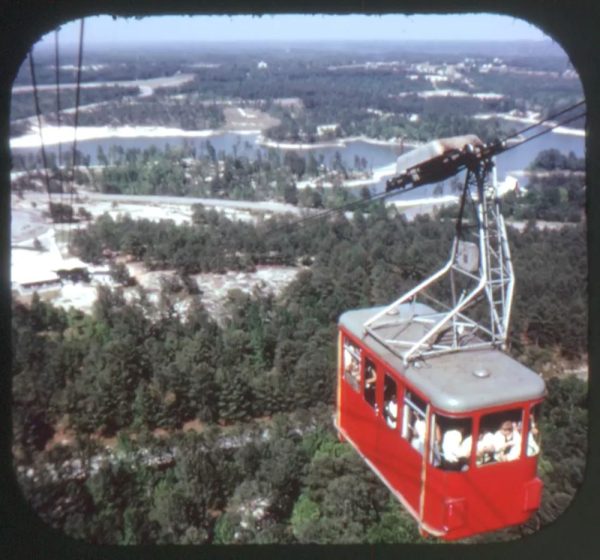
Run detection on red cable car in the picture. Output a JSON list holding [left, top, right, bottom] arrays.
[[334, 136, 546, 540]]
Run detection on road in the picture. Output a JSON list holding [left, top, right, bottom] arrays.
[[12, 73, 195, 94], [11, 190, 309, 244]]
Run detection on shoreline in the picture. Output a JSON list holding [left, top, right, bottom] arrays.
[[9, 125, 261, 149], [9, 125, 417, 152], [10, 120, 584, 152]]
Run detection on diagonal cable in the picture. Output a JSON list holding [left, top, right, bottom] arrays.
[[68, 18, 85, 244], [27, 50, 55, 230]]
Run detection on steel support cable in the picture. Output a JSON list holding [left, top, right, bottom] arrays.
[[54, 29, 64, 202], [68, 18, 85, 245], [265, 109, 586, 238], [27, 50, 55, 230], [499, 112, 586, 155], [502, 100, 586, 142], [156, 103, 587, 275], [262, 182, 425, 238]]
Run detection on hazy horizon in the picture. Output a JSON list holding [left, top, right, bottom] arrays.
[[36, 13, 549, 48]]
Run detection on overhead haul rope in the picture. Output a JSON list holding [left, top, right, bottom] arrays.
[[500, 111, 585, 154], [502, 100, 586, 142], [267, 103, 586, 235], [54, 29, 64, 203], [67, 18, 85, 246], [251, 105, 585, 275], [27, 49, 56, 235]]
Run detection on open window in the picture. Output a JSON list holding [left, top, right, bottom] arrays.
[[431, 414, 473, 471], [402, 390, 427, 454], [526, 404, 541, 457], [364, 357, 377, 410], [476, 408, 524, 466], [383, 374, 398, 429], [342, 337, 361, 391]]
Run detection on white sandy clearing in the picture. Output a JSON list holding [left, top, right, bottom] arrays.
[[10, 124, 223, 149]]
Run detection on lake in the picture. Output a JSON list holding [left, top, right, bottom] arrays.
[[11, 128, 585, 200]]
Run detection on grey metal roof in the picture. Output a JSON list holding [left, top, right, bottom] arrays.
[[339, 305, 545, 413]]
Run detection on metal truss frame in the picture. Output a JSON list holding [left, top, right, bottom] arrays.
[[364, 157, 514, 365]]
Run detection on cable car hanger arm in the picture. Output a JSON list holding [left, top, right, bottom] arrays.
[[385, 138, 506, 194]]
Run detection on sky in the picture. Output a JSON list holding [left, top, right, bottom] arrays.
[[37, 13, 548, 47]]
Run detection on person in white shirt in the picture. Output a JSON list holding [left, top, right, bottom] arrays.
[[527, 418, 540, 456], [492, 420, 521, 462], [411, 415, 426, 454], [442, 427, 472, 470], [385, 395, 398, 429], [476, 430, 497, 465]]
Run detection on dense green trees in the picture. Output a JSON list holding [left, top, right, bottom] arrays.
[[509, 224, 587, 361], [496, 149, 586, 223], [12, 45, 582, 143], [12, 204, 587, 544], [11, 41, 587, 545], [86, 144, 347, 203]]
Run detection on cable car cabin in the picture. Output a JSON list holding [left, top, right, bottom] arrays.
[[335, 304, 545, 541]]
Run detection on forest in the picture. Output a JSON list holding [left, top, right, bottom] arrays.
[[9, 38, 587, 545], [12, 204, 588, 544], [503, 149, 586, 223], [93, 143, 317, 202], [11, 43, 583, 144], [12, 142, 365, 211]]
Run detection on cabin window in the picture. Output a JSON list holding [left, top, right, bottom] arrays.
[[364, 357, 377, 410], [402, 390, 427, 454], [430, 415, 472, 471], [476, 408, 524, 466], [526, 404, 541, 457], [342, 338, 361, 391], [383, 374, 398, 429]]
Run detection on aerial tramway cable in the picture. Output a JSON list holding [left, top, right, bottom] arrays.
[[53, 29, 64, 205], [27, 49, 55, 235], [500, 111, 585, 154], [268, 101, 586, 235], [67, 18, 85, 245], [502, 99, 586, 142], [28, 19, 85, 241]]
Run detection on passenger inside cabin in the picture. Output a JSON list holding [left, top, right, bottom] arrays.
[[476, 431, 496, 464], [476, 409, 524, 466], [493, 420, 522, 462], [364, 361, 377, 409], [431, 424, 443, 467], [385, 393, 397, 429], [441, 424, 472, 471], [383, 375, 398, 429], [343, 341, 360, 389], [410, 411, 426, 454], [526, 415, 540, 456]]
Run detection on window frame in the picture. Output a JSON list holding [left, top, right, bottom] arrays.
[[526, 403, 542, 458], [342, 336, 361, 392], [430, 413, 473, 471], [363, 356, 378, 410], [475, 407, 525, 468], [382, 372, 399, 430], [402, 388, 428, 455]]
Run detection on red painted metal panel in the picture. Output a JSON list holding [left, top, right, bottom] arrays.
[[335, 327, 543, 540]]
